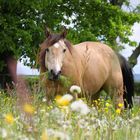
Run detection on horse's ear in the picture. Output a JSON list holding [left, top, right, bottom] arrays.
[[45, 27, 51, 38], [61, 27, 67, 38]]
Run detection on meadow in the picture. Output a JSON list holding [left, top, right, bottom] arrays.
[[0, 77, 140, 140]]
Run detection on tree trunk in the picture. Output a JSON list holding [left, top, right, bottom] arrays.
[[129, 43, 140, 67]]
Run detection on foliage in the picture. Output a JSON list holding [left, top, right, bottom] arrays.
[[134, 82, 140, 95], [0, 0, 140, 69]]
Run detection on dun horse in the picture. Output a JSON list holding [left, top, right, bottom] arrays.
[[39, 28, 134, 108]]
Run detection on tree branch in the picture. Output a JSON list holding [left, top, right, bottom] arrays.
[[129, 43, 140, 67], [109, 0, 124, 7]]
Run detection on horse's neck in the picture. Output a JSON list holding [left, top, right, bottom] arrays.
[[62, 47, 83, 86]]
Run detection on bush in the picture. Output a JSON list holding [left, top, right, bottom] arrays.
[[134, 82, 140, 95]]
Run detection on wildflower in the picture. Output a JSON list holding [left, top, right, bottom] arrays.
[[94, 100, 98, 104], [5, 113, 14, 124], [55, 94, 73, 106], [116, 108, 121, 114], [118, 103, 123, 108], [55, 95, 61, 100], [105, 102, 111, 107], [23, 103, 35, 114], [61, 94, 73, 101], [42, 98, 47, 102], [47, 128, 70, 140], [1, 129, 7, 138], [57, 98, 69, 106], [104, 107, 109, 113], [41, 130, 48, 140], [70, 85, 81, 94], [70, 99, 90, 115]]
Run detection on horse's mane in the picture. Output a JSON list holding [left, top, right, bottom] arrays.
[[39, 33, 72, 72]]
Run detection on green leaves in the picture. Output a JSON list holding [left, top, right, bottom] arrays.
[[0, 0, 140, 69]]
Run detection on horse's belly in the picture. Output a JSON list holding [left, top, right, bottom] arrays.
[[83, 77, 104, 94], [82, 66, 108, 95]]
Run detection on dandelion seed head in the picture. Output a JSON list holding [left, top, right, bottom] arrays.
[[42, 98, 47, 102], [70, 85, 81, 94], [1, 128, 7, 138], [70, 99, 90, 115]]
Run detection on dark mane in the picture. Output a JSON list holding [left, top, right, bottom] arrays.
[[39, 33, 72, 72], [46, 33, 63, 47]]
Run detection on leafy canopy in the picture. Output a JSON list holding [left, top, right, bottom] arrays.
[[0, 0, 140, 68]]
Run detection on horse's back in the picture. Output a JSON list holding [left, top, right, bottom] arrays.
[[73, 42, 123, 95], [74, 42, 113, 54]]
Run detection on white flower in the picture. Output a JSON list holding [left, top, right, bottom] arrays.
[[42, 98, 47, 102], [1, 128, 7, 138], [46, 128, 70, 140], [70, 85, 81, 94], [61, 94, 73, 102], [70, 99, 90, 115]]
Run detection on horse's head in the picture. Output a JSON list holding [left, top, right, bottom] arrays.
[[41, 27, 70, 81]]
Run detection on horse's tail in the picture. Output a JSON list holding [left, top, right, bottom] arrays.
[[117, 53, 134, 108]]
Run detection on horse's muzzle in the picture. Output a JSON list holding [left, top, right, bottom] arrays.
[[48, 70, 61, 81]]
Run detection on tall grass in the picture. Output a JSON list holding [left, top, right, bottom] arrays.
[[0, 76, 140, 140]]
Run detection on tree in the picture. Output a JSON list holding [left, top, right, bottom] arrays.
[[0, 0, 140, 68], [128, 3, 140, 67]]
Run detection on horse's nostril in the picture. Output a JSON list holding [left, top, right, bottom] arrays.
[[59, 71, 61, 74], [50, 69, 53, 74]]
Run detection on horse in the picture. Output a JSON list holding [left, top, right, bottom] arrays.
[[39, 28, 134, 108]]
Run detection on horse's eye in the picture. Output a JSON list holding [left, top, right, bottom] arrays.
[[46, 48, 49, 52], [63, 49, 66, 53]]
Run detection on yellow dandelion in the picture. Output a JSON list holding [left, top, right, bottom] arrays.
[[41, 130, 48, 140], [55, 95, 62, 100], [104, 107, 109, 113], [56, 98, 69, 106], [23, 103, 35, 114], [105, 103, 111, 107], [55, 94, 73, 106], [94, 100, 98, 103], [5, 113, 14, 124], [116, 108, 121, 114], [118, 103, 123, 108]]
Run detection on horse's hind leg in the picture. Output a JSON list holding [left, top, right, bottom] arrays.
[[104, 76, 124, 109], [112, 87, 124, 109]]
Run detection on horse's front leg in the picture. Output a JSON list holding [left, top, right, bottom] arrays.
[[45, 81, 57, 104]]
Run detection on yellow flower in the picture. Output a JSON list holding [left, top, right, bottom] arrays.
[[105, 103, 111, 107], [5, 113, 14, 124], [55, 94, 73, 106], [56, 98, 69, 106], [23, 103, 35, 114], [55, 95, 62, 100], [118, 103, 123, 108], [104, 107, 109, 113], [41, 130, 48, 140], [94, 100, 98, 104], [116, 108, 121, 114]]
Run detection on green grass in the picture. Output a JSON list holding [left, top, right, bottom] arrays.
[[0, 79, 140, 140]]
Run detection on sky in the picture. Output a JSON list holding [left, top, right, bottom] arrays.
[[17, 1, 140, 75], [120, 22, 140, 74]]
